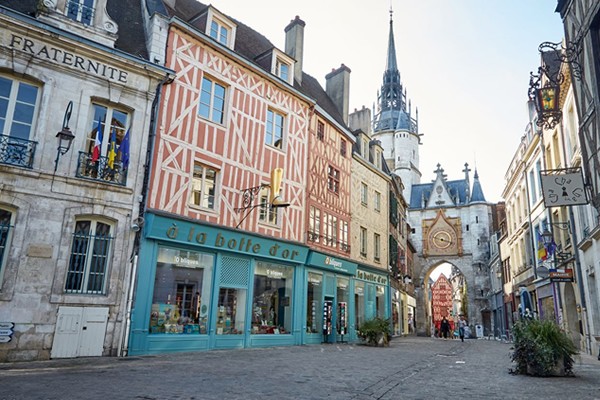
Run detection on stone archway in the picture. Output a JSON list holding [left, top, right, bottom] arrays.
[[413, 255, 486, 337]]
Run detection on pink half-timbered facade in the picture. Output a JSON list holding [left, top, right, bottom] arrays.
[[148, 25, 311, 241]]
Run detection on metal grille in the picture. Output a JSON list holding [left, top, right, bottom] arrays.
[[219, 256, 250, 287], [0, 134, 36, 168], [65, 220, 113, 295]]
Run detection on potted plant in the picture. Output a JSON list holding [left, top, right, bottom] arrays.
[[510, 319, 578, 377], [357, 317, 391, 347]]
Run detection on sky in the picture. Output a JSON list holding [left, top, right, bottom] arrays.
[[208, 0, 565, 202]]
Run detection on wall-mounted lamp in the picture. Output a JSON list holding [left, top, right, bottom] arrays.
[[528, 41, 582, 131], [54, 101, 76, 173]]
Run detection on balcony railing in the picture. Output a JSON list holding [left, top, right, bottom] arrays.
[[75, 151, 127, 186], [307, 231, 351, 253], [0, 134, 37, 168]]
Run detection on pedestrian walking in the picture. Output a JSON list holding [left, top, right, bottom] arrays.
[[440, 317, 450, 339], [458, 314, 468, 342]]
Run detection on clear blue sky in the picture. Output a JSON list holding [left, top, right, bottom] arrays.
[[209, 0, 565, 202]]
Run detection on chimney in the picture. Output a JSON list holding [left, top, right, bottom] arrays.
[[325, 64, 351, 124], [285, 16, 305, 85]]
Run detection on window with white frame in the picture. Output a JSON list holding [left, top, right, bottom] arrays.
[[198, 76, 226, 124], [361, 138, 369, 159], [191, 163, 217, 209], [374, 191, 381, 212], [326, 213, 338, 247], [210, 18, 230, 46], [360, 226, 367, 256], [0, 208, 14, 284], [65, 219, 114, 294], [276, 58, 291, 82], [327, 165, 340, 193], [266, 109, 284, 149], [83, 103, 130, 181], [0, 75, 40, 141], [374, 233, 381, 262], [340, 220, 349, 252], [309, 206, 321, 243], [259, 188, 278, 225], [66, 0, 95, 25], [361, 182, 368, 205]]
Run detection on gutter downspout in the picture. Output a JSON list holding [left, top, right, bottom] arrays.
[[120, 72, 173, 356]]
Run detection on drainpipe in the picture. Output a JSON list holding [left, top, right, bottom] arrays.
[[120, 72, 174, 356]]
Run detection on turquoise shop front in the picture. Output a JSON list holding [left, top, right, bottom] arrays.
[[128, 213, 311, 355], [303, 251, 358, 344]]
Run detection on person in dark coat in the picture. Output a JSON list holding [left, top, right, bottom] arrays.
[[440, 317, 451, 339]]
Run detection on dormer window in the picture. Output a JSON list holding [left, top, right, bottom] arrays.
[[270, 50, 294, 85], [66, 0, 95, 25], [206, 8, 237, 50]]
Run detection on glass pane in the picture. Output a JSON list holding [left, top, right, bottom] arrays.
[[217, 287, 245, 335], [16, 83, 37, 105], [337, 278, 349, 334], [252, 262, 293, 334], [151, 248, 214, 334], [355, 281, 365, 330], [218, 26, 228, 45], [0, 77, 11, 98], [65, 221, 91, 292], [306, 272, 322, 334], [210, 21, 219, 40]]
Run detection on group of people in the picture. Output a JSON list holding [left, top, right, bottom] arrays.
[[438, 314, 468, 342]]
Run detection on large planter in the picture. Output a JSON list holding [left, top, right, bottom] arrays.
[[357, 317, 391, 347], [510, 319, 578, 377]]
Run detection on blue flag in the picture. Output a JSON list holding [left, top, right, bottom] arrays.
[[119, 128, 130, 169]]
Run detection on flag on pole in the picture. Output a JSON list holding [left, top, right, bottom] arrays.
[[107, 127, 116, 169], [536, 229, 548, 262], [119, 128, 130, 170], [91, 118, 103, 162]]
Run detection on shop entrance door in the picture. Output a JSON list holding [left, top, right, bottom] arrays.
[[213, 255, 250, 350]]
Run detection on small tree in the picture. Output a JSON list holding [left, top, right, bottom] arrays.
[[357, 317, 391, 347]]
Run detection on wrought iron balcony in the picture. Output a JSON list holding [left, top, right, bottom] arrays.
[[307, 231, 351, 253], [75, 151, 127, 186], [0, 134, 37, 168]]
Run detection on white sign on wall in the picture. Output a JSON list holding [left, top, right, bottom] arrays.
[[540, 168, 588, 207]]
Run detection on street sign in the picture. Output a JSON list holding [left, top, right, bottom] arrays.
[[0, 322, 14, 329], [0, 336, 11, 343]]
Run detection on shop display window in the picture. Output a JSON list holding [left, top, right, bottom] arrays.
[[216, 287, 246, 334], [336, 277, 349, 334], [376, 285, 386, 319], [149, 248, 213, 335], [252, 262, 294, 334], [354, 281, 365, 330], [306, 272, 323, 334]]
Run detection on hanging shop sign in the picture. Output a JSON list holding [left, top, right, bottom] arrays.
[[549, 268, 574, 282], [540, 168, 588, 207]]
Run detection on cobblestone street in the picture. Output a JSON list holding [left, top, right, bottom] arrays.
[[1, 336, 599, 400]]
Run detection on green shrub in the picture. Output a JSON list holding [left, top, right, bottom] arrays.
[[510, 319, 578, 376], [357, 317, 391, 347]]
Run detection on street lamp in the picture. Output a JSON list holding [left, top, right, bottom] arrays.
[[541, 222, 574, 281], [53, 101, 76, 173]]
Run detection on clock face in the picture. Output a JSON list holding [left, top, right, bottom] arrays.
[[430, 229, 456, 252]]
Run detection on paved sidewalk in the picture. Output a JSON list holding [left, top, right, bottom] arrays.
[[0, 336, 598, 400]]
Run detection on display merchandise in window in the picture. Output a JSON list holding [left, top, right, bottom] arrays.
[[336, 277, 349, 334], [149, 248, 214, 334], [216, 287, 246, 335], [252, 262, 293, 334], [306, 272, 323, 334]]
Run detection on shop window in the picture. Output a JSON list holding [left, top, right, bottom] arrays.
[[150, 248, 214, 334], [0, 75, 40, 168], [79, 103, 130, 185], [191, 163, 217, 209], [66, 0, 95, 26], [266, 109, 285, 149], [376, 285, 386, 318], [216, 287, 245, 335], [64, 219, 114, 295], [306, 272, 323, 334], [354, 280, 365, 330], [252, 262, 294, 334], [0, 208, 14, 284], [198, 76, 226, 124], [336, 277, 349, 335]]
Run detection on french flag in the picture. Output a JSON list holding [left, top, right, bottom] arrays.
[[91, 118, 103, 162]]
